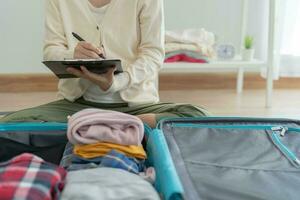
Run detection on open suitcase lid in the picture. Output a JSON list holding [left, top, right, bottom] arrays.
[[153, 117, 300, 200]]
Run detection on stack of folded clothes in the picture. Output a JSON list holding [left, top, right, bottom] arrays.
[[62, 108, 155, 182], [165, 28, 216, 63]]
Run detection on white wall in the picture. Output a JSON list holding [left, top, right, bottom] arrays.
[[0, 0, 49, 73], [165, 0, 243, 49], [164, 0, 269, 60], [0, 0, 269, 74], [245, 0, 269, 61]]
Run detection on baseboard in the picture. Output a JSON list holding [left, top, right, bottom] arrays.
[[0, 73, 300, 92], [0, 74, 58, 92], [159, 73, 300, 90]]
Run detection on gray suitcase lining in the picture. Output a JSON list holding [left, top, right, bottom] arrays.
[[161, 118, 300, 200]]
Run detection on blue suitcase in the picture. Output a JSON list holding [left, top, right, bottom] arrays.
[[0, 123, 67, 165], [0, 122, 174, 199], [147, 117, 300, 200], [1, 117, 300, 200]]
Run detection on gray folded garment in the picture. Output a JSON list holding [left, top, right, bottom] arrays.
[[60, 167, 160, 200]]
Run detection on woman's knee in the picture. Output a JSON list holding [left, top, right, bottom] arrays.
[[174, 104, 210, 117], [137, 113, 157, 128]]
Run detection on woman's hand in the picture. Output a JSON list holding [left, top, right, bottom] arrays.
[[67, 66, 116, 91], [74, 41, 103, 59]]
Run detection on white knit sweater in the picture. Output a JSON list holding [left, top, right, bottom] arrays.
[[44, 0, 165, 106]]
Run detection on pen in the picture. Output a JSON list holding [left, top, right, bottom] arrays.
[[72, 32, 106, 59]]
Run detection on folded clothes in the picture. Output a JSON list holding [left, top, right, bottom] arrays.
[[165, 42, 199, 53], [60, 142, 74, 169], [60, 168, 160, 200], [165, 29, 215, 57], [72, 155, 103, 164], [166, 29, 215, 46], [100, 150, 144, 174], [165, 42, 215, 58], [165, 49, 209, 60], [165, 54, 208, 63], [67, 163, 99, 171], [69, 151, 144, 174], [67, 108, 144, 146], [73, 142, 147, 159], [0, 153, 66, 200]]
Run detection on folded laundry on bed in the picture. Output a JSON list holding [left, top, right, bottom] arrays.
[[165, 54, 208, 63], [0, 153, 66, 200], [60, 168, 160, 200], [73, 142, 147, 159], [67, 108, 144, 146]]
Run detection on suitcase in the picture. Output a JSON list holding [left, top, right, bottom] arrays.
[[2, 117, 300, 200], [146, 117, 300, 200], [0, 122, 68, 165], [0, 122, 174, 199]]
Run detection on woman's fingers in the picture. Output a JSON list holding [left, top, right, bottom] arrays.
[[66, 67, 84, 78], [67, 66, 114, 91], [74, 51, 90, 59], [105, 66, 116, 79], [78, 45, 100, 59], [74, 41, 103, 59], [81, 42, 102, 54], [80, 66, 101, 80]]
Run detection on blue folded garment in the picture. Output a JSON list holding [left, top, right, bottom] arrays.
[[100, 150, 144, 174]]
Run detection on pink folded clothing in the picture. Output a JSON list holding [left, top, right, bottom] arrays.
[[164, 54, 208, 63], [67, 108, 144, 146]]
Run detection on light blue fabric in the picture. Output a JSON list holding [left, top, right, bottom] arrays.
[[68, 163, 98, 171], [72, 155, 103, 164], [100, 150, 144, 174]]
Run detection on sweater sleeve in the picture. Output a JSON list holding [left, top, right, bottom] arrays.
[[113, 0, 165, 91], [43, 0, 74, 60]]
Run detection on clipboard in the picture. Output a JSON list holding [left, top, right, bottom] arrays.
[[43, 59, 123, 79]]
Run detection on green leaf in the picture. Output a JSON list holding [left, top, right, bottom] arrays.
[[244, 35, 254, 49]]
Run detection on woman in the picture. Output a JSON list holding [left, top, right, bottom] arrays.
[[0, 0, 208, 127]]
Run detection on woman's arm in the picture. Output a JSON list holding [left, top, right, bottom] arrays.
[[129, 0, 164, 85], [111, 0, 165, 92], [44, 0, 113, 91], [44, 0, 103, 60], [43, 0, 73, 60]]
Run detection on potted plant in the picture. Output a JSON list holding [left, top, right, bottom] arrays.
[[242, 35, 255, 61]]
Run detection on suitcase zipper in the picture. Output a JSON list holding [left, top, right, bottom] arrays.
[[170, 123, 300, 133], [271, 126, 288, 137], [271, 126, 300, 167]]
